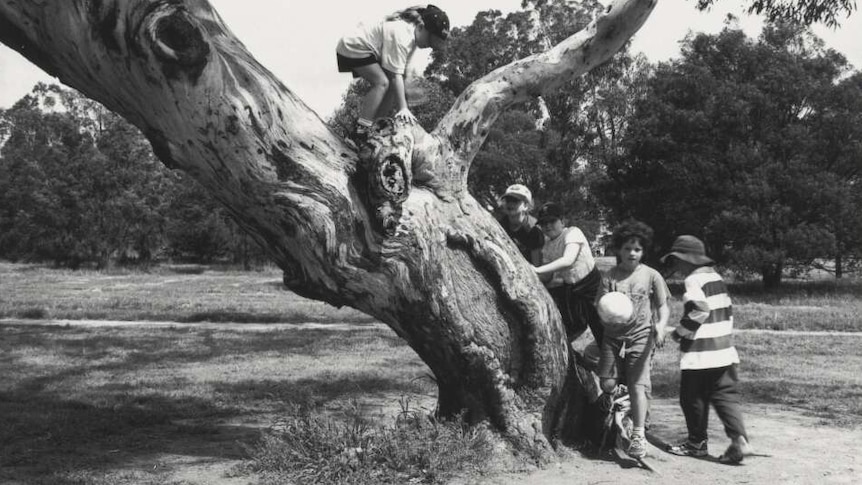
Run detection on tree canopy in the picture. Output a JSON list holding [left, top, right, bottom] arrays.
[[0, 84, 267, 267], [695, 0, 857, 27], [600, 21, 862, 286]]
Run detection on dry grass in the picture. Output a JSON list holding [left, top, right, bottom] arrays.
[[0, 322, 440, 484], [651, 332, 862, 427], [0, 261, 374, 324]]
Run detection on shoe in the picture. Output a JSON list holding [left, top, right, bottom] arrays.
[[349, 126, 370, 145], [666, 439, 708, 457], [628, 434, 647, 459], [718, 436, 752, 464]]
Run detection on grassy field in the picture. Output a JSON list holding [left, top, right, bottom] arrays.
[[2, 260, 860, 332], [1, 261, 861, 483], [0, 262, 374, 324]]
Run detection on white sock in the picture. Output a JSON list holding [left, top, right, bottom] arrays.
[[633, 426, 645, 438]]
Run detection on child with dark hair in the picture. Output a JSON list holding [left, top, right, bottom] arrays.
[[532, 203, 603, 344], [660, 235, 753, 464], [336, 5, 449, 142], [597, 219, 670, 459]]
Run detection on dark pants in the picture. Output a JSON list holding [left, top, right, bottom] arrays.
[[548, 267, 603, 344], [680, 365, 747, 443]]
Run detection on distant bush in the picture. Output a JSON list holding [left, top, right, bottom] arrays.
[[17, 307, 49, 319]]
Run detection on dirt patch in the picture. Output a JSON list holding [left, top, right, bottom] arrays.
[[478, 399, 859, 484]]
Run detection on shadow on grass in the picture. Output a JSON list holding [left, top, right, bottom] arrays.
[[0, 324, 431, 483], [0, 389, 252, 480], [1, 374, 429, 483], [4, 324, 403, 366], [179, 310, 379, 324]]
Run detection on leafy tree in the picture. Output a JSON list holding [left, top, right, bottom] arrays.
[[694, 0, 857, 27], [0, 88, 165, 266], [0, 84, 267, 267], [421, 0, 651, 238], [805, 72, 862, 277], [602, 22, 859, 287]]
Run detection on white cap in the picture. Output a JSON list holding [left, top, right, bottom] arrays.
[[502, 184, 533, 205]]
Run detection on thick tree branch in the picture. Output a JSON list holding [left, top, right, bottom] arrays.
[[431, 0, 657, 191]]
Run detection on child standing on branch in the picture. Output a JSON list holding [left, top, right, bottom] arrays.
[[660, 235, 753, 464], [597, 220, 670, 459], [336, 5, 450, 142]]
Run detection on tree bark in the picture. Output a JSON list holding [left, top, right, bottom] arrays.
[[0, 0, 656, 457]]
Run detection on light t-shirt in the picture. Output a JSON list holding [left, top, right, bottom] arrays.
[[541, 226, 595, 288], [336, 20, 416, 75], [601, 264, 670, 339]]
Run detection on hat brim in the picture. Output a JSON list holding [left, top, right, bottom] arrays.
[[502, 193, 530, 204], [536, 216, 560, 225], [660, 252, 714, 265]]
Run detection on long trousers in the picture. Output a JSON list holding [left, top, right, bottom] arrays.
[[680, 364, 747, 443]]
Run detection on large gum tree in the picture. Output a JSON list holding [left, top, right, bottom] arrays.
[[0, 0, 656, 456]]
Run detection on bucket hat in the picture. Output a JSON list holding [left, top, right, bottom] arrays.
[[660, 235, 714, 265]]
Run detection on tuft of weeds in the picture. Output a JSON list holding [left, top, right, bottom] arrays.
[[245, 400, 494, 484], [16, 307, 50, 319]]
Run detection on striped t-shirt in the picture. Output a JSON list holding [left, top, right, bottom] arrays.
[[675, 267, 739, 370]]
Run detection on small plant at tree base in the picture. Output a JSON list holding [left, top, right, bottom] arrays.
[[245, 402, 494, 484]]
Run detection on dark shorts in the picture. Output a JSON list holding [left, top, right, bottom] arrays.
[[597, 331, 653, 388], [336, 53, 378, 78]]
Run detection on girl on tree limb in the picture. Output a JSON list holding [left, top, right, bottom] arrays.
[[336, 5, 450, 143]]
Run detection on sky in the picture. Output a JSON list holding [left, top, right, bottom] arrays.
[[0, 0, 859, 118]]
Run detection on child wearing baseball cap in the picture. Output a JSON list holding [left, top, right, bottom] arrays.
[[660, 235, 753, 464], [336, 5, 450, 143], [496, 184, 544, 265]]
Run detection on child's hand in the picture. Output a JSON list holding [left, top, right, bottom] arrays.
[[394, 108, 417, 124], [654, 325, 674, 348]]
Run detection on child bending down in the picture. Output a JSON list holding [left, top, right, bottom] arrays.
[[598, 220, 670, 459], [336, 5, 450, 142]]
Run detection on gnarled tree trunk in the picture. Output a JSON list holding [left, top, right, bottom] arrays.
[[0, 0, 656, 457]]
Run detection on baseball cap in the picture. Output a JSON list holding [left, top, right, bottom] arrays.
[[502, 184, 532, 205], [660, 235, 715, 265], [421, 5, 450, 40], [536, 202, 564, 224]]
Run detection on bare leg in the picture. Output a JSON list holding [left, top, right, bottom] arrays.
[[630, 384, 648, 428], [375, 79, 398, 119], [353, 63, 389, 122]]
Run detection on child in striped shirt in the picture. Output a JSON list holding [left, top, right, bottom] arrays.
[[660, 235, 753, 464]]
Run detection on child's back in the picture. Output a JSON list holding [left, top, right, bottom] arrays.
[[677, 266, 739, 370]]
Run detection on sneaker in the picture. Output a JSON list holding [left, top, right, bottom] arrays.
[[349, 126, 370, 145], [719, 436, 752, 464], [666, 439, 708, 457], [628, 434, 647, 459]]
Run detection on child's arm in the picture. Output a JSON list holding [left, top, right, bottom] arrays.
[[654, 301, 671, 347], [673, 279, 710, 340], [534, 241, 582, 275], [386, 71, 416, 123]]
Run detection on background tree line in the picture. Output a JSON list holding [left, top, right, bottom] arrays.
[[2, 0, 861, 286], [0, 84, 269, 269]]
